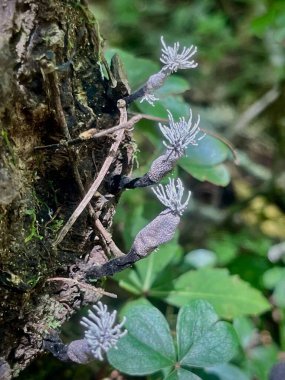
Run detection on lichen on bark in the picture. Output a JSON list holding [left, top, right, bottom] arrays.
[[0, 0, 133, 377]]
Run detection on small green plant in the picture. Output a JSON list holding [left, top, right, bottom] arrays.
[[24, 208, 43, 243], [107, 300, 238, 379]]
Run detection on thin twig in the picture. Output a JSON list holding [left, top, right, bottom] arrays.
[[34, 113, 166, 152], [34, 114, 142, 151], [93, 218, 125, 257], [69, 153, 124, 258], [54, 100, 129, 246], [127, 112, 168, 123], [40, 58, 125, 257], [46, 277, 117, 298], [40, 58, 71, 140]]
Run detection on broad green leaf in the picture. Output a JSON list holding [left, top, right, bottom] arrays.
[[107, 305, 176, 375], [184, 134, 232, 166], [165, 368, 202, 380], [184, 249, 217, 269], [160, 95, 190, 119], [177, 126, 233, 184], [114, 268, 143, 295], [120, 298, 152, 317], [164, 268, 271, 319], [177, 300, 218, 359], [136, 98, 169, 119], [135, 241, 182, 292], [177, 301, 238, 367], [205, 363, 250, 380], [179, 161, 231, 186], [115, 241, 181, 295], [137, 94, 189, 121], [156, 75, 190, 96]]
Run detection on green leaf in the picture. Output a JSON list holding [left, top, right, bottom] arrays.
[[156, 75, 190, 96], [178, 132, 233, 185], [135, 241, 182, 292], [179, 162, 231, 186], [114, 268, 143, 295], [205, 363, 250, 380], [164, 268, 271, 319], [107, 305, 176, 375], [177, 301, 238, 367], [120, 298, 153, 317], [159, 95, 191, 119], [185, 134, 232, 166], [137, 94, 189, 121], [116, 241, 181, 295], [165, 368, 202, 380], [184, 249, 217, 269]]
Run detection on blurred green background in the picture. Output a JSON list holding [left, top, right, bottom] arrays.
[[21, 0, 285, 379]]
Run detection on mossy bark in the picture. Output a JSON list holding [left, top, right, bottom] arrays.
[[0, 1, 132, 377]]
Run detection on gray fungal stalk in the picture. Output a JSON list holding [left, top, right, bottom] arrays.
[[87, 178, 191, 279]]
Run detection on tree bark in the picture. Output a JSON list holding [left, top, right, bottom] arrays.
[[0, 1, 132, 377]]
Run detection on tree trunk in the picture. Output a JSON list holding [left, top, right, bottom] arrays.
[[0, 1, 132, 378]]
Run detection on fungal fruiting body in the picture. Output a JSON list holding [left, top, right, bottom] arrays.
[[44, 303, 127, 364], [80, 302, 127, 361], [121, 108, 204, 190], [128, 36, 198, 106], [87, 178, 190, 279]]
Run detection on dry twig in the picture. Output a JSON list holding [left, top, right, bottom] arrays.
[[54, 100, 130, 246], [46, 277, 117, 298]]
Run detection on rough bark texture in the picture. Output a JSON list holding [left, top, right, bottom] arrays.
[[0, 0, 133, 377]]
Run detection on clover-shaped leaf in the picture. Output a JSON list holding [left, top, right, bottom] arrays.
[[107, 304, 175, 375], [107, 300, 238, 379], [165, 368, 202, 380], [177, 300, 238, 367]]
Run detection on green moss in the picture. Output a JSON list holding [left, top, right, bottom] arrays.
[[24, 208, 44, 243], [1, 128, 16, 163]]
